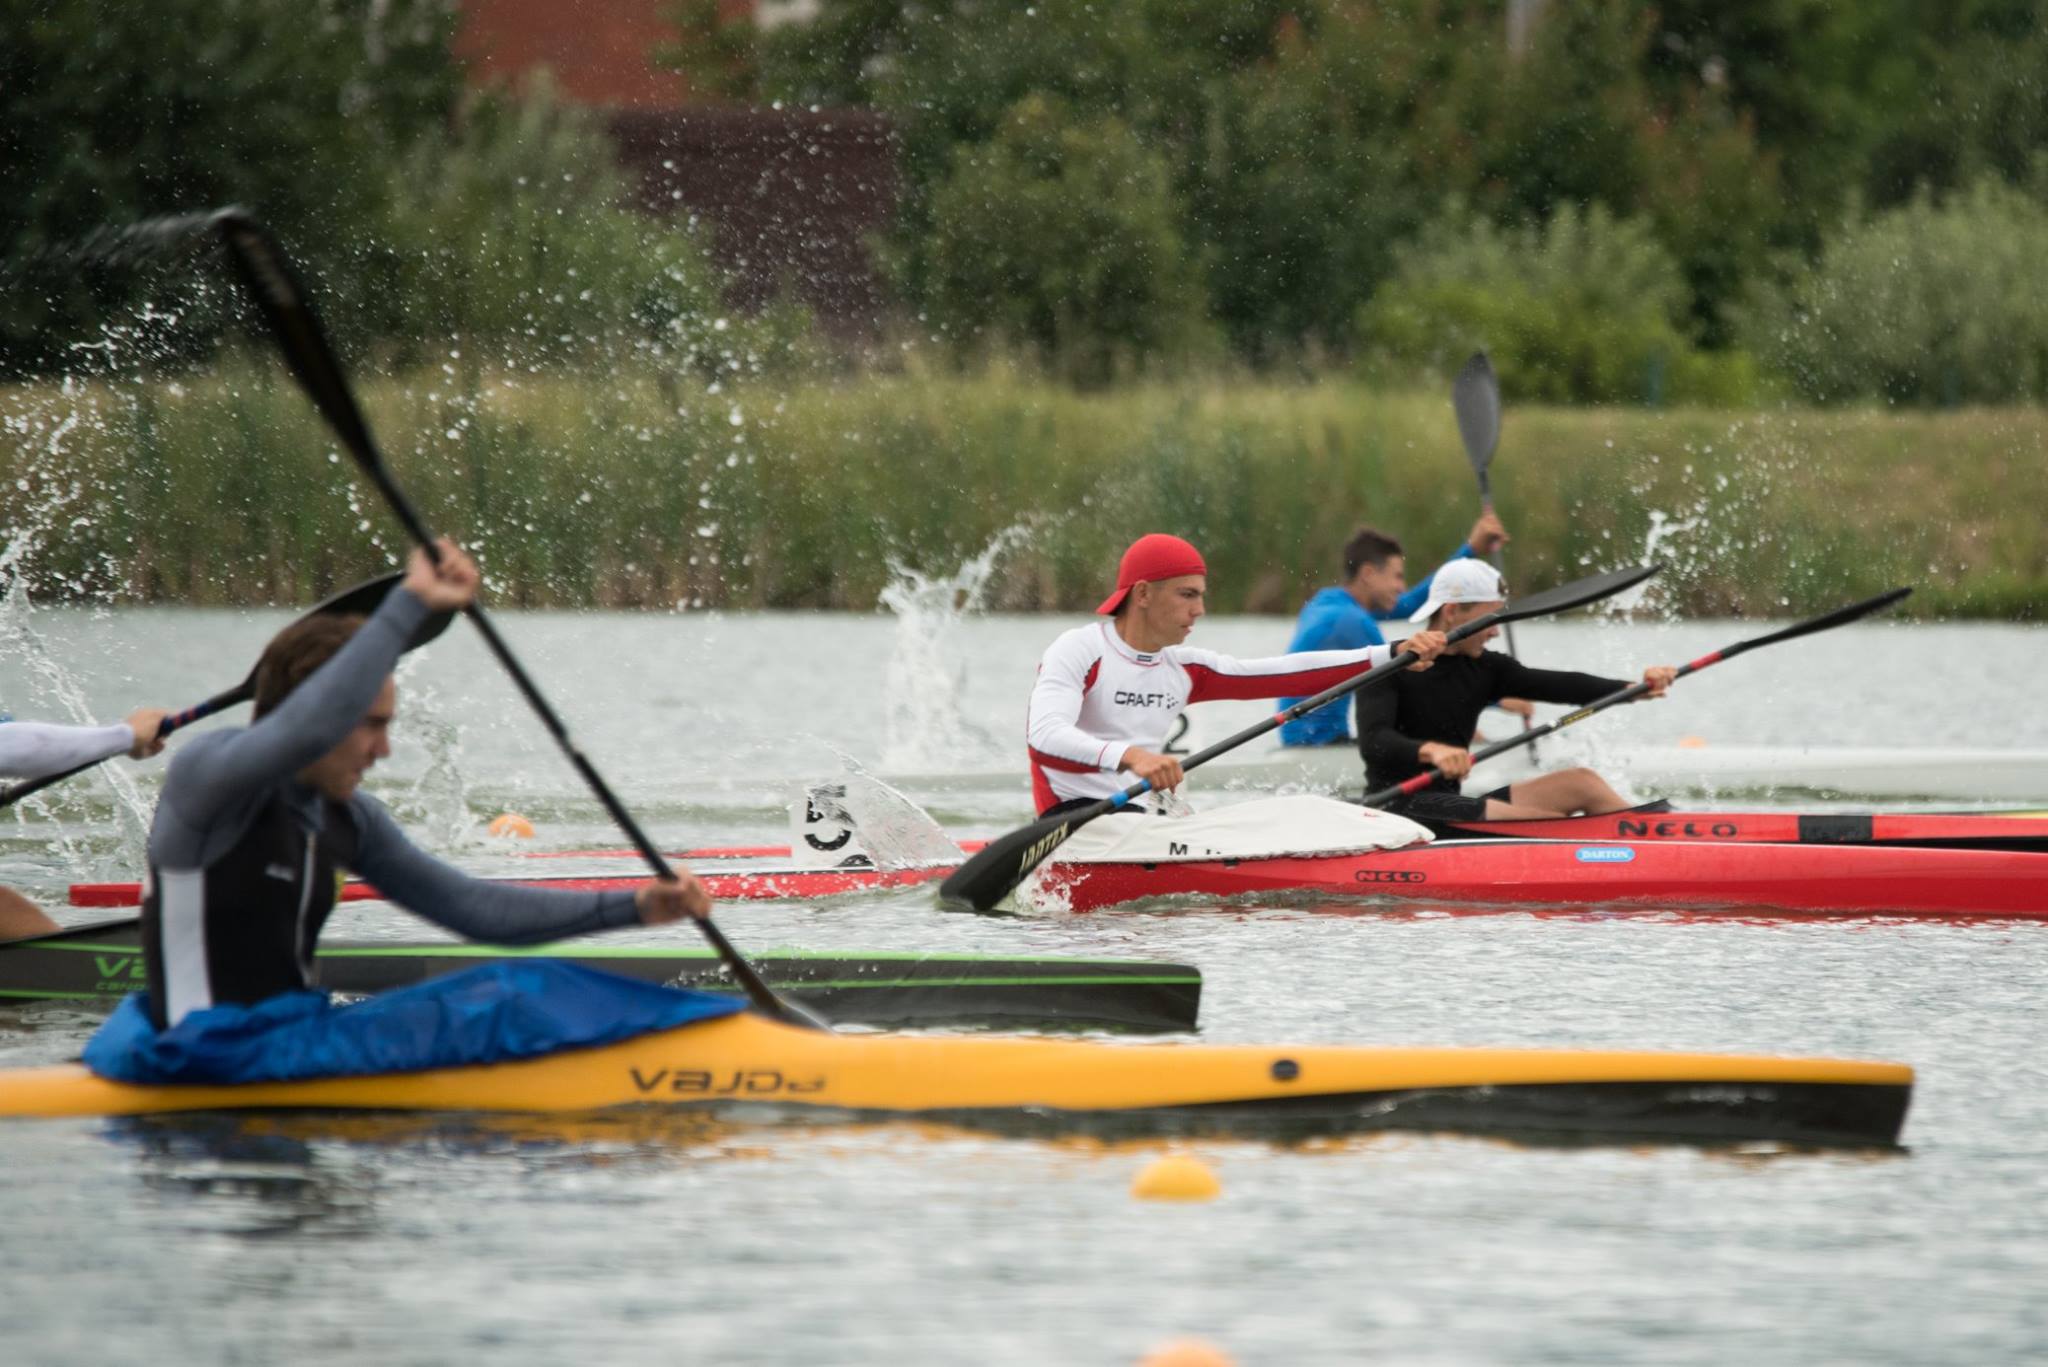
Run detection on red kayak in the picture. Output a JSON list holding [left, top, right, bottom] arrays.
[[512, 842, 993, 861], [1031, 837, 2048, 919], [1439, 805, 2048, 852]]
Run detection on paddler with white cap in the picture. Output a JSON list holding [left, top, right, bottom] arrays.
[[1357, 559, 1676, 822], [1026, 533, 1446, 817]]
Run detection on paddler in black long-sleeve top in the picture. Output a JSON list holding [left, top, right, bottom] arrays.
[[141, 540, 710, 1029], [1357, 560, 1676, 822]]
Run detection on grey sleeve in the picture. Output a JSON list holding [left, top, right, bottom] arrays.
[[161, 588, 430, 836], [0, 721, 135, 779], [348, 794, 642, 945]]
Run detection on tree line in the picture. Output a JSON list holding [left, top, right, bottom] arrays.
[[7, 0, 2048, 404]]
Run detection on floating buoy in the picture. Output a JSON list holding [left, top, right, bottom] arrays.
[[1678, 735, 1708, 749], [1132, 1153, 1221, 1202], [1139, 1338, 1234, 1367], [487, 812, 536, 840]]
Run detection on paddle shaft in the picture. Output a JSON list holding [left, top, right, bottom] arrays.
[[1362, 587, 1912, 806], [216, 214, 819, 1030], [1475, 486, 1536, 764], [1457, 351, 1537, 758]]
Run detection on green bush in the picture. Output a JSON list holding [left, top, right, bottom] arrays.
[[1, 0, 459, 377], [1360, 203, 1757, 406], [921, 95, 1214, 384], [1741, 178, 2048, 405]]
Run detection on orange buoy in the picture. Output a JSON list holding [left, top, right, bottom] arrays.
[[1132, 1153, 1221, 1202], [487, 812, 536, 840], [1139, 1338, 1235, 1367]]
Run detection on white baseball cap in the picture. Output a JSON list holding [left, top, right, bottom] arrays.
[[1408, 558, 1507, 621]]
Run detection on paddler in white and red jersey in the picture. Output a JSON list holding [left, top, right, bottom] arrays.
[[1027, 533, 1446, 816]]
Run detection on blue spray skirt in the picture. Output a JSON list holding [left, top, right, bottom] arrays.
[[84, 960, 746, 1086]]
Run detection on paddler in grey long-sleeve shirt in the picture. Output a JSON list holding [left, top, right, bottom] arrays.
[[141, 539, 710, 1029]]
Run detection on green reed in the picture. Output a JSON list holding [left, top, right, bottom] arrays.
[[3, 362, 2041, 619]]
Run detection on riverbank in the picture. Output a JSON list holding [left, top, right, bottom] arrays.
[[3, 365, 2041, 617]]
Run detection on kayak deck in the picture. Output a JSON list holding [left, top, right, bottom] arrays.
[[0, 1011, 1913, 1148], [0, 920, 1202, 1033]]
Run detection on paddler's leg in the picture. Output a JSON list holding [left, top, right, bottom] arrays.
[[1486, 767, 1631, 818], [0, 886, 61, 941]]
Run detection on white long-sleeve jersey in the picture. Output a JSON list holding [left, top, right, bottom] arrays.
[[1025, 621, 1397, 813], [0, 720, 136, 780]]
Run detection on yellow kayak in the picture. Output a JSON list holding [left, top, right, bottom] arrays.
[[0, 1012, 1911, 1147]]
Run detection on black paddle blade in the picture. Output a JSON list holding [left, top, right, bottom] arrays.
[[1726, 587, 1912, 656], [937, 808, 1093, 913], [1453, 352, 1501, 473], [277, 572, 455, 655], [1494, 563, 1660, 625]]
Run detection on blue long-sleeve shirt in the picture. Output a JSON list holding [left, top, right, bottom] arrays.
[[1277, 545, 1472, 746]]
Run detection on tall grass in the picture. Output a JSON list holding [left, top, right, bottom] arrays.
[[3, 362, 2042, 619]]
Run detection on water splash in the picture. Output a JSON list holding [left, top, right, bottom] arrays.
[[1603, 509, 1705, 615], [378, 659, 486, 852], [876, 524, 1034, 772], [0, 532, 154, 864]]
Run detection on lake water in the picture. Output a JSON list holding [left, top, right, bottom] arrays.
[[2, 607, 2045, 1365]]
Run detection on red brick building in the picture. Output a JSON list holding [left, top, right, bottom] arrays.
[[455, 0, 712, 107], [455, 0, 895, 331]]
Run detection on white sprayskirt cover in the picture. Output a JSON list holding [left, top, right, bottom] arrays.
[[1049, 794, 1431, 865], [1014, 795, 1432, 912]]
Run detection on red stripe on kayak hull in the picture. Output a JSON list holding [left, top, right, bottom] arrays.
[[68, 866, 950, 909], [515, 841, 992, 861]]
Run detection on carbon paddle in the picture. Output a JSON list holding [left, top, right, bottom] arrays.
[[0, 572, 450, 811], [937, 562, 1660, 912], [1453, 352, 1539, 758], [209, 210, 827, 1032], [1360, 587, 1913, 807]]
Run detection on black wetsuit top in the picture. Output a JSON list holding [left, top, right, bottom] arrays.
[[1357, 650, 1624, 795]]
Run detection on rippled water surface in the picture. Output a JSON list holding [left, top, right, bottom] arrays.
[[2, 609, 2045, 1365]]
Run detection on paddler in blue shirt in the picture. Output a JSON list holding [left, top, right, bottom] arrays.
[[139, 540, 710, 1030], [1278, 513, 1520, 747]]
